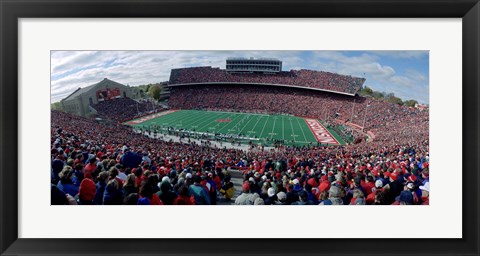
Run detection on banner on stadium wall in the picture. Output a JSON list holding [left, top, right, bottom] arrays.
[[96, 88, 121, 101]]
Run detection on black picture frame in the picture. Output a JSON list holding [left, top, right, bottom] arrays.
[[1, 0, 479, 255]]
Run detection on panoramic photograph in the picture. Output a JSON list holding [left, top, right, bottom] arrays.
[[50, 50, 430, 205]]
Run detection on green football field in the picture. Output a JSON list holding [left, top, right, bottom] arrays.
[[125, 110, 346, 146]]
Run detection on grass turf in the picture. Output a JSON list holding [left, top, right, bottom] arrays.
[[126, 110, 346, 146]]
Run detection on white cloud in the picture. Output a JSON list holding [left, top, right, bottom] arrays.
[[372, 50, 429, 59]]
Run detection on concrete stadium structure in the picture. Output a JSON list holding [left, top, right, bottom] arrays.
[[60, 78, 134, 117]]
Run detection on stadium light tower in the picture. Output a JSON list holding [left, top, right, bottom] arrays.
[[362, 104, 369, 132]]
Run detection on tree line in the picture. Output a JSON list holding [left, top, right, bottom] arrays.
[[359, 86, 420, 107]]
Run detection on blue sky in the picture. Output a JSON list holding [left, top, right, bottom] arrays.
[[51, 50, 429, 104]]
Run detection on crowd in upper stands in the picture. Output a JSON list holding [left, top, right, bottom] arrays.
[[169, 67, 365, 95], [93, 98, 164, 123]]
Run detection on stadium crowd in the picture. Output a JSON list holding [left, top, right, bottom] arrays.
[[169, 67, 365, 95], [168, 85, 429, 145], [93, 97, 164, 123], [51, 96, 430, 205]]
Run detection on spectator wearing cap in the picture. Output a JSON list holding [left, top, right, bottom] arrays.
[[404, 182, 419, 204], [384, 172, 403, 204], [305, 184, 319, 205], [264, 187, 277, 205], [189, 175, 211, 205], [405, 173, 422, 199], [249, 173, 261, 194], [393, 190, 414, 205], [318, 175, 330, 193], [76, 178, 96, 205], [419, 182, 430, 205], [366, 180, 384, 205], [235, 181, 254, 205], [219, 175, 235, 201], [57, 166, 79, 197], [275, 191, 288, 205], [185, 172, 193, 185], [292, 178, 303, 193]]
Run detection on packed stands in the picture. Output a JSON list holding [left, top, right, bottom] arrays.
[[168, 84, 429, 146], [51, 107, 429, 206], [92, 97, 164, 123], [169, 67, 365, 95]]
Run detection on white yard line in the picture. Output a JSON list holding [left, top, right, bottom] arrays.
[[270, 116, 277, 139], [259, 116, 270, 138], [197, 112, 231, 131], [248, 115, 264, 137], [186, 110, 215, 123], [216, 113, 246, 134], [289, 118, 296, 142], [238, 114, 256, 134], [296, 118, 309, 142]]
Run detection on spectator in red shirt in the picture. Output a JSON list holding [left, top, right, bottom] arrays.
[[84, 157, 97, 179]]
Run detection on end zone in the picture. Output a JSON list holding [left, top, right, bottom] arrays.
[[304, 118, 340, 145]]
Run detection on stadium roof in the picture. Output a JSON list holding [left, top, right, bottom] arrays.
[[61, 78, 126, 101]]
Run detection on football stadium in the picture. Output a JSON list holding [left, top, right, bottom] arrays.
[[51, 55, 430, 206]]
